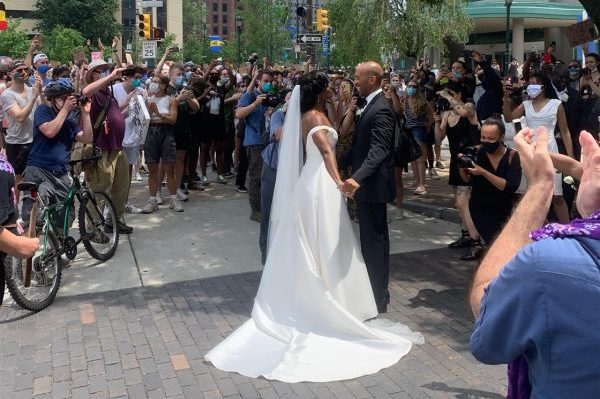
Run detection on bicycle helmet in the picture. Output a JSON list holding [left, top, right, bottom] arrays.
[[44, 78, 74, 99]]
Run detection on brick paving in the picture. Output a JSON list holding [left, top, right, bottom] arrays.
[[0, 247, 505, 399]]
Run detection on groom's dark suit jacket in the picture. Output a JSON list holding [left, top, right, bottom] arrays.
[[349, 91, 396, 203]]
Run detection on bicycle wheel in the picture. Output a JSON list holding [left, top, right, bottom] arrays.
[[4, 228, 62, 312], [78, 190, 119, 261]]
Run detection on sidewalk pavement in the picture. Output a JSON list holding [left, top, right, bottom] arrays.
[[0, 169, 507, 398]]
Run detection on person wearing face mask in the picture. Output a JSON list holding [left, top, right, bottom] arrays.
[[549, 64, 583, 161], [458, 118, 521, 245], [236, 68, 273, 222], [20, 79, 93, 230], [1, 62, 42, 196], [472, 51, 503, 123], [81, 59, 133, 234], [401, 80, 433, 196], [512, 71, 573, 224], [580, 53, 600, 138], [162, 62, 200, 201], [112, 66, 147, 214], [27, 53, 53, 88], [142, 75, 180, 213], [448, 60, 476, 102], [567, 60, 581, 91]]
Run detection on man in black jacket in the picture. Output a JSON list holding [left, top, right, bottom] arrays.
[[342, 61, 396, 314], [473, 51, 503, 122]]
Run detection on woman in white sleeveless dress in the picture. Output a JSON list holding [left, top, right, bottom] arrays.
[[512, 71, 573, 223], [205, 72, 422, 383]]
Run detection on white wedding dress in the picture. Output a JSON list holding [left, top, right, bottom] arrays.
[[205, 87, 422, 383]]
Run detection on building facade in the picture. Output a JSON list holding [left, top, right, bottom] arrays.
[[205, 0, 237, 40]]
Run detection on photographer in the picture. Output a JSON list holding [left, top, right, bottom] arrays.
[[235, 68, 273, 222], [82, 59, 132, 234], [259, 89, 292, 265], [21, 80, 93, 230], [459, 118, 521, 245]]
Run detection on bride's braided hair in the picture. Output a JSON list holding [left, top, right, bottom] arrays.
[[299, 71, 329, 113]]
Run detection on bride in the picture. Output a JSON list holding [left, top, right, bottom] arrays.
[[205, 71, 422, 383]]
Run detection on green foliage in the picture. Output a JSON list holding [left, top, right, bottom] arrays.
[[44, 26, 85, 64], [238, 0, 291, 64], [183, 0, 208, 63], [325, 0, 473, 65], [33, 0, 121, 43], [157, 33, 184, 62], [0, 19, 31, 59]]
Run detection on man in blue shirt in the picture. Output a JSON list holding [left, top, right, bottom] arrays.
[[259, 90, 291, 265], [470, 126, 600, 397], [21, 80, 93, 228], [235, 69, 273, 223]]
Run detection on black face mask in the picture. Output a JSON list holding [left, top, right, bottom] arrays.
[[209, 75, 219, 84], [481, 140, 501, 153]]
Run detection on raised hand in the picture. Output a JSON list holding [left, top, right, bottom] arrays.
[[576, 130, 600, 217], [514, 126, 555, 192]]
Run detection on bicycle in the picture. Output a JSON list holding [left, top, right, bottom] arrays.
[[3, 150, 120, 311]]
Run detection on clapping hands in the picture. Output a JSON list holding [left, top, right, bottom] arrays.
[[338, 178, 360, 198]]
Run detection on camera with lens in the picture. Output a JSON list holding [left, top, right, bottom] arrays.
[[263, 93, 281, 108], [433, 95, 451, 114], [74, 94, 89, 106], [457, 146, 478, 168], [248, 54, 259, 65]]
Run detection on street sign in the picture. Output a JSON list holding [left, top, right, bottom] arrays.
[[295, 44, 301, 53], [141, 0, 163, 7], [297, 34, 323, 44], [322, 35, 330, 56], [142, 40, 157, 59]]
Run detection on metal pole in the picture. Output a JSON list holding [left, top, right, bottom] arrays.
[[237, 23, 241, 65], [295, 0, 300, 64], [504, 3, 511, 76], [326, 28, 331, 70]]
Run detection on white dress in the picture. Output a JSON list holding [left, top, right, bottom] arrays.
[[518, 99, 563, 195], [205, 125, 422, 383]]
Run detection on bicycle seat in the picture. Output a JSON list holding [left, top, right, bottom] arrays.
[[17, 182, 39, 192]]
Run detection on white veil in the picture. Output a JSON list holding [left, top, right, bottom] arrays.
[[267, 85, 303, 250]]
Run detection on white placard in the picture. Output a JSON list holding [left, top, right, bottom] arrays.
[[131, 94, 150, 145], [142, 40, 157, 59]]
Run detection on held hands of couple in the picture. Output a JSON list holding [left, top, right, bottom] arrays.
[[338, 179, 360, 198]]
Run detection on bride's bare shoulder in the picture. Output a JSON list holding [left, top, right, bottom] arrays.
[[302, 110, 331, 127]]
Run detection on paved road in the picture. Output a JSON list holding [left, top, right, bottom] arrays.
[[0, 175, 506, 398]]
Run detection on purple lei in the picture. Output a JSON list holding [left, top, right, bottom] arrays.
[[530, 210, 600, 241]]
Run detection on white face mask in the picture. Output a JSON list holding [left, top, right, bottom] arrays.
[[149, 82, 160, 94], [527, 84, 543, 99]]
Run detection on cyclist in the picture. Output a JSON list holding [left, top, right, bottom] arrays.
[[20, 79, 93, 230]]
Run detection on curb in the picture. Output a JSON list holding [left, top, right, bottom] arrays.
[[403, 200, 460, 224]]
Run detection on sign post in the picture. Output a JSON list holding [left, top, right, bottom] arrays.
[[297, 34, 323, 44]]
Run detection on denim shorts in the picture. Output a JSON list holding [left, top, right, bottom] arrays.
[[409, 127, 428, 143]]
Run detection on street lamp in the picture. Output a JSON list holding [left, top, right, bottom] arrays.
[[236, 16, 243, 65], [504, 0, 513, 76]]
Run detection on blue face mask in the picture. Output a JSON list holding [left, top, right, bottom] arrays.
[[262, 82, 272, 93], [175, 76, 185, 87], [185, 71, 192, 80], [453, 71, 462, 79], [38, 65, 50, 75], [406, 87, 417, 97]]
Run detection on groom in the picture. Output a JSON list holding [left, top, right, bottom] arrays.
[[342, 61, 396, 314]]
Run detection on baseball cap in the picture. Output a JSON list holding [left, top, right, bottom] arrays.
[[33, 53, 49, 65]]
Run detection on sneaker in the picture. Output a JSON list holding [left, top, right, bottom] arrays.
[[169, 197, 184, 212], [428, 168, 439, 178], [224, 171, 236, 179], [235, 185, 248, 193], [104, 221, 133, 235], [142, 199, 158, 214], [125, 202, 142, 214], [414, 186, 427, 195], [155, 192, 163, 205], [135, 172, 143, 182], [250, 211, 261, 222], [176, 188, 189, 202], [435, 161, 445, 169], [193, 174, 202, 183], [201, 176, 209, 186], [188, 182, 205, 191], [217, 175, 227, 184]]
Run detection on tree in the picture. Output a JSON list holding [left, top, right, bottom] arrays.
[[0, 19, 31, 59], [238, 0, 290, 64], [44, 26, 85, 64], [33, 0, 121, 44], [325, 0, 473, 66], [183, 0, 208, 64]]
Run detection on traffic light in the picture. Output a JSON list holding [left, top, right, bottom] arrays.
[[153, 27, 165, 40], [316, 8, 329, 32], [138, 13, 151, 39], [0, 2, 7, 31]]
